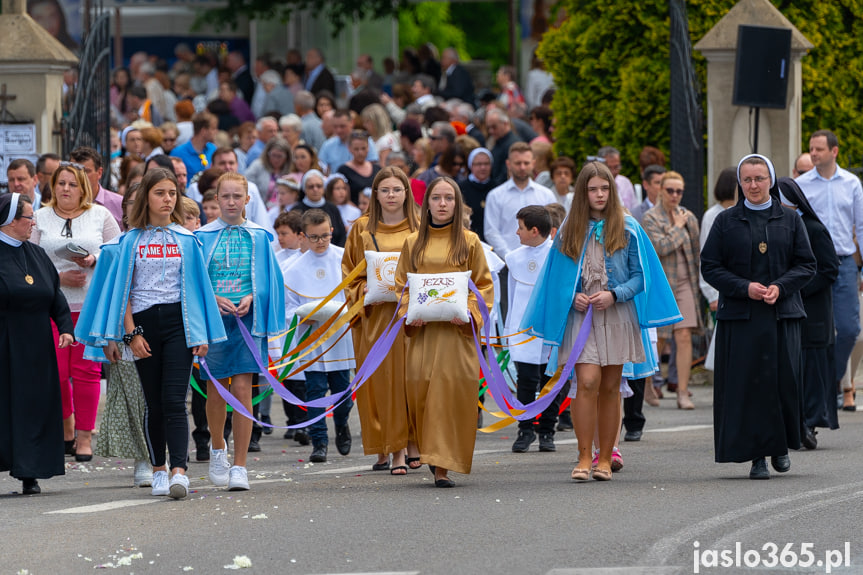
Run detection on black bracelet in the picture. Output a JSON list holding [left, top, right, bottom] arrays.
[[611, 290, 618, 302], [123, 325, 144, 345]]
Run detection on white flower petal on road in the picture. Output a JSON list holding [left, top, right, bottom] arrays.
[[223, 555, 252, 569], [251, 514, 267, 519]]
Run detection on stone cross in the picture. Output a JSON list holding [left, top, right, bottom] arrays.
[[2, 0, 27, 16], [0, 84, 18, 122]]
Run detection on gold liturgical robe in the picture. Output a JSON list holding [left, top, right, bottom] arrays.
[[394, 224, 493, 474], [342, 216, 415, 455]]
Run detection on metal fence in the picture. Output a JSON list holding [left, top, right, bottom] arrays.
[[62, 2, 111, 187]]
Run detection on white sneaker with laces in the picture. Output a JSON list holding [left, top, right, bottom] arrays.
[[133, 460, 153, 487], [151, 470, 169, 496], [209, 448, 230, 487], [168, 473, 189, 499], [227, 466, 250, 491]]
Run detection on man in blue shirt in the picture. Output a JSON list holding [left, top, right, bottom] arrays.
[[796, 129, 863, 410], [317, 110, 378, 170], [170, 112, 218, 180]]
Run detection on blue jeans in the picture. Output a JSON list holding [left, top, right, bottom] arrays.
[[304, 370, 353, 446], [833, 255, 860, 382]]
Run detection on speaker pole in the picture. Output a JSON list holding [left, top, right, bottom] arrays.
[[752, 107, 760, 153]]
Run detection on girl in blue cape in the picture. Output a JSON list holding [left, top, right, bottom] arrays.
[[195, 172, 285, 492], [76, 168, 226, 499], [522, 161, 680, 482]]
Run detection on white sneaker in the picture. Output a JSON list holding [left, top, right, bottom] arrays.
[[168, 473, 189, 499], [151, 470, 169, 496], [227, 466, 250, 491], [209, 448, 230, 486], [133, 460, 153, 487]]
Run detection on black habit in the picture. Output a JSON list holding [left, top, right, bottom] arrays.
[[0, 240, 73, 479], [701, 196, 816, 463], [777, 177, 840, 430]]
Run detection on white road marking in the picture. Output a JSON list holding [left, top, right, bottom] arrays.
[[642, 480, 863, 566], [306, 572, 419, 575], [45, 499, 159, 514], [646, 424, 712, 433], [546, 568, 684, 574]]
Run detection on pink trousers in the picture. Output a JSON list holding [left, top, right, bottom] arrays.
[[53, 312, 102, 431]]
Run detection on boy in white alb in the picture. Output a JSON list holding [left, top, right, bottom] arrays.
[[283, 209, 355, 462], [273, 211, 311, 445], [506, 205, 558, 453]]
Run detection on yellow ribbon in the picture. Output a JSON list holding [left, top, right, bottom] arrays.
[[477, 365, 565, 433]]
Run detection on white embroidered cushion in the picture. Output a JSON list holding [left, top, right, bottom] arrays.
[[364, 251, 401, 305], [406, 271, 471, 324], [295, 300, 346, 323]]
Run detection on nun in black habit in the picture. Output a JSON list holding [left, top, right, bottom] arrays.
[[0, 193, 74, 495], [776, 177, 840, 446], [701, 154, 816, 480]]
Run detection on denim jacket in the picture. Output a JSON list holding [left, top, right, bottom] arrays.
[[523, 215, 681, 379]]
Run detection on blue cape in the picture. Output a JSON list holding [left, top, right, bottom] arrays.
[[75, 224, 227, 362], [196, 218, 286, 338], [521, 215, 682, 378]]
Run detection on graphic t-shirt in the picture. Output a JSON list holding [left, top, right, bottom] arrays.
[[208, 227, 253, 304], [130, 229, 183, 314]]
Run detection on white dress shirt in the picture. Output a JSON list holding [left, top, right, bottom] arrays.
[[797, 165, 863, 256], [483, 178, 557, 258]]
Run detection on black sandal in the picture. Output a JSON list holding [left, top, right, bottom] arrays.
[[371, 460, 390, 471], [390, 465, 408, 475], [406, 457, 422, 469]]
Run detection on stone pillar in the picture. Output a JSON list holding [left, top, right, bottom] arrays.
[[694, 0, 812, 204], [0, 0, 77, 154]]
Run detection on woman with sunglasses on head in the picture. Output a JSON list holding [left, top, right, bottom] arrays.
[[642, 171, 701, 410], [337, 130, 381, 206], [1, 193, 74, 495], [31, 162, 121, 462], [702, 155, 816, 479], [76, 168, 226, 499], [342, 167, 420, 474]]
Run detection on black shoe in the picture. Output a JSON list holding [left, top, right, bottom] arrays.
[[556, 412, 573, 432], [538, 433, 556, 452], [511, 429, 536, 453], [771, 453, 790, 473], [64, 440, 76, 456], [248, 439, 261, 453], [749, 457, 770, 480], [335, 425, 352, 456], [261, 415, 273, 435], [309, 444, 327, 463], [22, 478, 41, 495], [294, 429, 311, 446], [802, 427, 818, 450], [283, 429, 295, 440], [434, 478, 456, 488], [196, 445, 210, 462], [624, 429, 643, 442], [74, 453, 93, 463]]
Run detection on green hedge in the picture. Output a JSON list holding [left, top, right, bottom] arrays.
[[538, 0, 863, 178]]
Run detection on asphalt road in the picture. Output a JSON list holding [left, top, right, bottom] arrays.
[[3, 385, 863, 575]]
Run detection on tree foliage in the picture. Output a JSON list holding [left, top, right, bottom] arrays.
[[196, 0, 410, 35], [398, 3, 469, 60], [539, 0, 863, 178]]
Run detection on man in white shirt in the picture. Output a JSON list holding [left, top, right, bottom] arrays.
[[317, 109, 379, 169], [796, 129, 863, 400], [484, 142, 556, 317]]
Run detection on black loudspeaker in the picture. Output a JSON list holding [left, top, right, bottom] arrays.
[[732, 25, 792, 109]]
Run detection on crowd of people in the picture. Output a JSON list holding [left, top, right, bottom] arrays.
[[2, 40, 862, 496]]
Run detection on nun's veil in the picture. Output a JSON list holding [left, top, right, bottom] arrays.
[[776, 176, 823, 225]]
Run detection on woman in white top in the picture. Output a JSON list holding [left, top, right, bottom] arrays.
[[361, 104, 400, 166], [32, 162, 121, 462]]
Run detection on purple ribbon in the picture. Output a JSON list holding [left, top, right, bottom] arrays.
[[200, 286, 409, 429], [468, 280, 592, 420]]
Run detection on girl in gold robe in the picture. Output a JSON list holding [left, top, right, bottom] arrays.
[[394, 177, 493, 487], [342, 167, 420, 474]]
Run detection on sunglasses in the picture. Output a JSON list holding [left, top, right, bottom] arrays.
[[664, 188, 684, 196]]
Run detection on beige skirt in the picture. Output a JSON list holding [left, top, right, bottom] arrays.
[[559, 299, 645, 368]]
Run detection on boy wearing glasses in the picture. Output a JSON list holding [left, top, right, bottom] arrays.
[[282, 209, 355, 462]]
